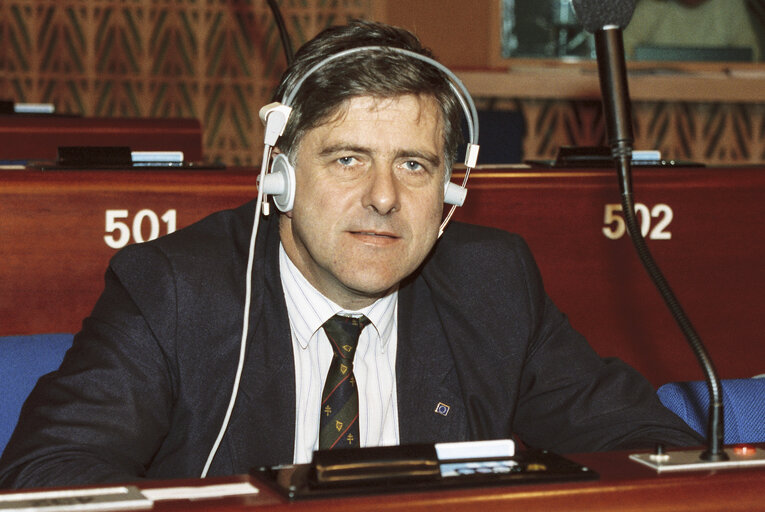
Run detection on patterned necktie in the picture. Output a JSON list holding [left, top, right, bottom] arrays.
[[319, 314, 370, 450]]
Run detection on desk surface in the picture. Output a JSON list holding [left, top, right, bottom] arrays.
[[250, 451, 764, 512], [7, 450, 762, 511]]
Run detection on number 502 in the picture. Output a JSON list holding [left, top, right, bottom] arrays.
[[602, 203, 673, 240]]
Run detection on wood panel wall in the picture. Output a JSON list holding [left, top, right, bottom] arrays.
[[0, 0, 375, 166], [2, 0, 763, 166]]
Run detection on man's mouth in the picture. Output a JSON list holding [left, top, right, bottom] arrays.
[[349, 230, 399, 242]]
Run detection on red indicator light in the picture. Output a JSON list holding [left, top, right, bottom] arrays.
[[733, 445, 756, 456]]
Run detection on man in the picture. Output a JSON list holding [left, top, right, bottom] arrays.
[[0, 20, 701, 489]]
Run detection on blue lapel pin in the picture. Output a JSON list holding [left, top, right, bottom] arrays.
[[434, 402, 450, 416]]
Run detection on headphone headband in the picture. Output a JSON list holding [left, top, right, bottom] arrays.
[[282, 46, 480, 153], [258, 45, 479, 220]]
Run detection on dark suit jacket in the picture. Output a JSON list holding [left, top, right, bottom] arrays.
[[0, 201, 701, 488]]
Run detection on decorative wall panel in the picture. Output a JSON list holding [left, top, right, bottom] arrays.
[[0, 0, 373, 165], [485, 98, 765, 165], [3, 2, 761, 166]]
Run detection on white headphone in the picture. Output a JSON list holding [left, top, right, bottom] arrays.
[[257, 46, 480, 229], [201, 45, 479, 478]]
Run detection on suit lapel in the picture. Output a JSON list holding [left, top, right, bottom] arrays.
[[225, 215, 297, 470], [396, 278, 468, 444]]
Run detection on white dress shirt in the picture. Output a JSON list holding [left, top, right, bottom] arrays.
[[279, 244, 400, 464]]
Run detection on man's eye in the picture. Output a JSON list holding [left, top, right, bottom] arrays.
[[337, 156, 356, 166], [403, 160, 424, 171]]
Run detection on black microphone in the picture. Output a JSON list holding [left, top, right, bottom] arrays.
[[571, 0, 728, 463], [571, 0, 635, 182]]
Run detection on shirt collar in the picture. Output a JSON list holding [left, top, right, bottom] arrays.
[[279, 243, 397, 350]]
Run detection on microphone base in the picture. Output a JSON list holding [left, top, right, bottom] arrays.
[[629, 446, 765, 473]]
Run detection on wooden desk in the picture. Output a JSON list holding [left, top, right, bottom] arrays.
[[452, 165, 765, 386], [5, 451, 763, 511], [0, 116, 203, 162], [251, 451, 765, 512], [0, 168, 255, 335], [2, 165, 763, 387]]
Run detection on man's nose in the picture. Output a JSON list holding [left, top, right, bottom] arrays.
[[361, 165, 400, 215]]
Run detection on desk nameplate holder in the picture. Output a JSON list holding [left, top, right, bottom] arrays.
[[253, 441, 597, 500], [22, 146, 224, 171], [630, 446, 765, 473]]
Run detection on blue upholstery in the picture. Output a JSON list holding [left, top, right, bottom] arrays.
[[458, 109, 526, 164], [0, 333, 74, 453], [657, 379, 765, 444]]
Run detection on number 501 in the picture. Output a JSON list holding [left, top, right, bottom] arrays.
[[104, 209, 177, 249]]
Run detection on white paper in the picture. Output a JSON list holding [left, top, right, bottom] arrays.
[[140, 482, 259, 501], [0, 486, 150, 511], [435, 439, 516, 461]]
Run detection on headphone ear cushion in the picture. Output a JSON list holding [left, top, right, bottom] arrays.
[[260, 153, 296, 212], [444, 182, 467, 206]]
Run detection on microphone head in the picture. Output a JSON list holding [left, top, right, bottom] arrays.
[[570, 0, 636, 32]]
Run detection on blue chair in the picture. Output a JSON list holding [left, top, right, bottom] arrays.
[[657, 379, 765, 444], [458, 109, 526, 164], [0, 333, 74, 453]]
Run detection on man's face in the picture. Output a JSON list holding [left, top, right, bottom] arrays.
[[279, 94, 446, 309]]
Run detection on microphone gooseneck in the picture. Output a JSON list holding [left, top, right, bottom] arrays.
[[266, 0, 295, 65], [572, 0, 727, 461]]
